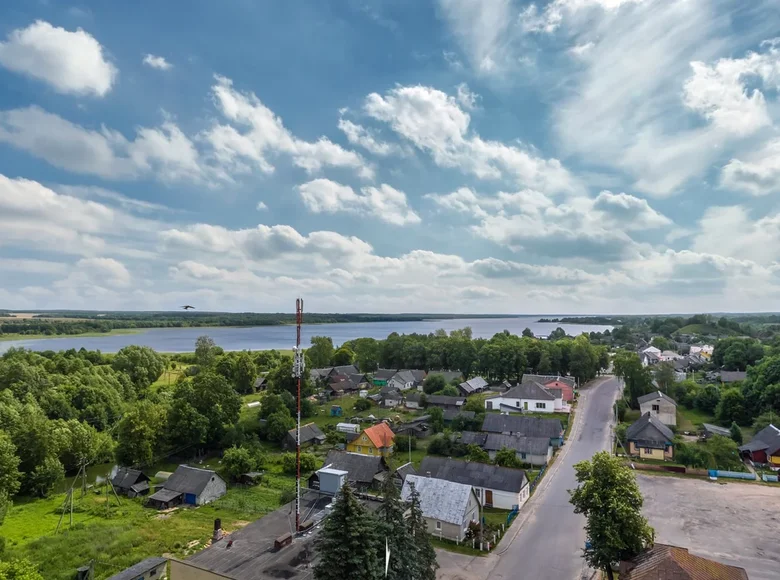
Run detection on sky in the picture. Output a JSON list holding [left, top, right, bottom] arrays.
[[1, 0, 780, 315]]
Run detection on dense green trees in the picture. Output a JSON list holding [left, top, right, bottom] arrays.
[[307, 336, 335, 368], [111, 345, 165, 396], [494, 447, 522, 468], [116, 401, 168, 466], [569, 452, 654, 580], [613, 351, 654, 408], [423, 374, 446, 394], [712, 338, 765, 371]]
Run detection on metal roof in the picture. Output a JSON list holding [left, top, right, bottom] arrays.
[[502, 381, 556, 401], [426, 395, 465, 406], [637, 390, 678, 407], [319, 450, 385, 484], [419, 457, 528, 493], [443, 409, 476, 421], [111, 467, 147, 489], [522, 374, 576, 389], [148, 488, 182, 503], [458, 376, 488, 394], [373, 368, 398, 380], [702, 423, 731, 437], [286, 422, 326, 444], [163, 465, 222, 496], [106, 557, 167, 580], [402, 474, 475, 525], [481, 414, 564, 438], [626, 412, 674, 443]]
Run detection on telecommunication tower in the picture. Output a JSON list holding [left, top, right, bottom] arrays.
[[291, 298, 304, 532]]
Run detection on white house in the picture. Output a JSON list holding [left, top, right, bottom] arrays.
[[401, 475, 480, 542], [419, 456, 530, 511], [387, 370, 417, 391], [659, 350, 683, 362], [637, 391, 678, 427], [484, 381, 557, 413]]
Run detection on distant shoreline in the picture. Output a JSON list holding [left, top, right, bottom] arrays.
[[0, 328, 144, 342]]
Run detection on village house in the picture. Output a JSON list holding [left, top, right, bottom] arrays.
[[373, 461, 418, 490], [106, 557, 168, 580], [461, 432, 553, 466], [521, 374, 576, 402], [625, 413, 675, 461], [401, 474, 480, 543], [346, 422, 395, 457], [457, 376, 488, 396], [484, 381, 560, 413], [379, 386, 404, 408], [638, 390, 678, 427], [481, 414, 565, 447], [419, 456, 529, 510], [111, 467, 151, 498], [719, 370, 748, 384], [308, 450, 387, 492], [372, 368, 398, 386], [404, 391, 423, 410], [310, 365, 361, 383], [619, 543, 748, 579], [425, 394, 465, 411], [325, 372, 369, 397], [387, 369, 427, 391], [253, 376, 267, 392], [147, 465, 226, 509], [282, 422, 326, 451], [739, 424, 780, 466]]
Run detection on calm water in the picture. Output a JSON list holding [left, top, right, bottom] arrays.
[[0, 317, 612, 354]]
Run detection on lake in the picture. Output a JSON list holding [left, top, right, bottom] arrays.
[[0, 316, 612, 353]]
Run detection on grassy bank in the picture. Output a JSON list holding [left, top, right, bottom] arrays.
[[0, 328, 144, 342]]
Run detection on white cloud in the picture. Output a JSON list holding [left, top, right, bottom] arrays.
[[721, 138, 780, 196], [568, 42, 594, 57], [0, 106, 210, 184], [521, 0, 649, 34], [205, 75, 373, 180], [692, 205, 780, 264], [297, 178, 421, 226], [455, 82, 478, 109], [256, 201, 269, 211], [683, 40, 780, 136], [365, 85, 575, 192], [592, 191, 672, 229], [337, 118, 400, 156], [55, 185, 176, 213], [0, 20, 116, 96], [0, 258, 68, 275], [142, 54, 172, 70], [56, 257, 132, 289]]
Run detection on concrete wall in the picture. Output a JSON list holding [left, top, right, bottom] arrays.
[[639, 398, 677, 427], [198, 475, 227, 505]]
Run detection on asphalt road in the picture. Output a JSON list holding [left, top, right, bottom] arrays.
[[489, 376, 621, 580]]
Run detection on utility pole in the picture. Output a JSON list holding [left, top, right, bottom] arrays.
[[292, 298, 305, 533]]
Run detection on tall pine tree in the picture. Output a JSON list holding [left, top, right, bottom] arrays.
[[378, 470, 418, 580], [314, 481, 383, 580], [407, 482, 439, 580]]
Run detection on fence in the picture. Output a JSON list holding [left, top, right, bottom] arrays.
[[630, 463, 685, 474], [529, 465, 547, 493], [762, 473, 779, 482], [708, 469, 756, 480], [506, 505, 519, 525]]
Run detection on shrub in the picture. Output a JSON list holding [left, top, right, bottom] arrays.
[[394, 434, 417, 452], [353, 398, 372, 412], [281, 452, 317, 474]]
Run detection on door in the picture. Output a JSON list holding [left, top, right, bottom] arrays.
[[485, 490, 493, 507], [523, 402, 528, 410], [185, 493, 197, 504]]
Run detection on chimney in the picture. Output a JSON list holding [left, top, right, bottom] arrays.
[[213, 518, 223, 542]]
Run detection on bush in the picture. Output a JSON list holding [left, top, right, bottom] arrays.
[[394, 434, 417, 452], [353, 398, 372, 412], [281, 452, 317, 474], [615, 399, 628, 422]]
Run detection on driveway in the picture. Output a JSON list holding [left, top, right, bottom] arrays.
[[437, 376, 621, 580]]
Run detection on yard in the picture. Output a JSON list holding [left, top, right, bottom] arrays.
[[637, 474, 780, 580]]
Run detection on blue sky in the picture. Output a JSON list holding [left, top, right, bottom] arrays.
[[1, 0, 780, 314]]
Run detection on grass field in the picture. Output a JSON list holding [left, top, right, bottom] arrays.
[[676, 323, 735, 337], [0, 328, 143, 342]]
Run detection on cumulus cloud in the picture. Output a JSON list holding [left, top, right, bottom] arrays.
[[337, 118, 400, 156], [0, 20, 116, 96], [142, 54, 172, 70], [56, 257, 132, 289], [364, 85, 575, 192], [721, 138, 780, 196], [692, 205, 780, 264], [592, 191, 672, 229], [520, 0, 649, 34], [297, 178, 421, 226], [205, 75, 373, 180]]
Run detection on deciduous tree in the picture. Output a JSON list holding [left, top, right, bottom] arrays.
[[112, 345, 165, 396], [195, 335, 217, 368], [308, 336, 335, 369], [494, 447, 522, 468]]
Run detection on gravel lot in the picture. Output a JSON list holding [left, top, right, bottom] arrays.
[[638, 474, 780, 580]]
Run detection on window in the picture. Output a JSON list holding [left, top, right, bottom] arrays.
[[521, 453, 526, 460], [644, 448, 652, 454], [515, 401, 520, 407], [536, 402, 546, 409], [357, 446, 362, 452], [652, 404, 660, 412], [436, 521, 442, 530], [369, 447, 374, 454]]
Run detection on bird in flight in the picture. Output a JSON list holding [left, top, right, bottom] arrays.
[[180, 305, 195, 310]]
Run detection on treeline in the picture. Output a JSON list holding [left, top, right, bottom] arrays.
[[538, 316, 622, 325]]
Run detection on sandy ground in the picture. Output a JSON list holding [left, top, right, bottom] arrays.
[[637, 474, 780, 579]]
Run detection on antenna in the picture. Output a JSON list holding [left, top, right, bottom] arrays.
[[292, 298, 305, 533]]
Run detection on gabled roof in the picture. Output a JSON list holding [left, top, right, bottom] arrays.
[[320, 450, 385, 485], [405, 392, 423, 403], [395, 462, 417, 482], [460, 431, 488, 446], [409, 369, 427, 383], [363, 422, 395, 449], [426, 395, 465, 406], [637, 390, 678, 407], [626, 412, 675, 443], [483, 434, 550, 455], [349, 373, 369, 385], [380, 386, 402, 397], [106, 557, 167, 580], [719, 370, 747, 383], [333, 364, 360, 375], [373, 368, 398, 380], [253, 376, 267, 388], [111, 467, 148, 489], [620, 543, 748, 580], [443, 409, 476, 422], [522, 374, 576, 389], [546, 388, 563, 399], [740, 424, 780, 455], [458, 376, 488, 394], [419, 456, 528, 493], [402, 474, 476, 525], [287, 422, 326, 444], [392, 370, 417, 384], [501, 381, 556, 401], [702, 423, 731, 437], [642, 351, 661, 361], [481, 414, 564, 438], [164, 465, 223, 496]]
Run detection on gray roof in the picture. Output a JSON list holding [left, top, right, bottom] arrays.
[[458, 376, 488, 394], [320, 450, 385, 485], [522, 374, 576, 389], [625, 413, 675, 444], [392, 370, 417, 384], [373, 368, 398, 380], [501, 381, 556, 401], [111, 467, 148, 489], [287, 423, 326, 444], [460, 431, 487, 446], [148, 488, 182, 503], [427, 370, 463, 383], [637, 390, 678, 407], [395, 462, 417, 482], [481, 414, 564, 438], [460, 431, 550, 455], [106, 557, 167, 580], [405, 392, 422, 402], [720, 370, 747, 383], [702, 423, 731, 437], [739, 424, 780, 455], [426, 395, 465, 406], [443, 409, 476, 422], [402, 474, 476, 525], [380, 386, 402, 396], [409, 369, 427, 383], [419, 456, 528, 493], [164, 465, 223, 496], [130, 481, 150, 493]]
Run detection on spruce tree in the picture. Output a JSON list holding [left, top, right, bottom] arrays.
[[378, 471, 417, 580], [407, 482, 439, 580], [314, 481, 383, 580]]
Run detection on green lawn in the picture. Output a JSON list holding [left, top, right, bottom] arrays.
[[624, 409, 641, 424], [676, 324, 735, 336], [676, 407, 714, 432]]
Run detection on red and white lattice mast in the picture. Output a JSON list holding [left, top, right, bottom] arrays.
[[292, 298, 304, 532]]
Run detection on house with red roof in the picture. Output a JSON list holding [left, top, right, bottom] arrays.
[[346, 422, 395, 457]]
